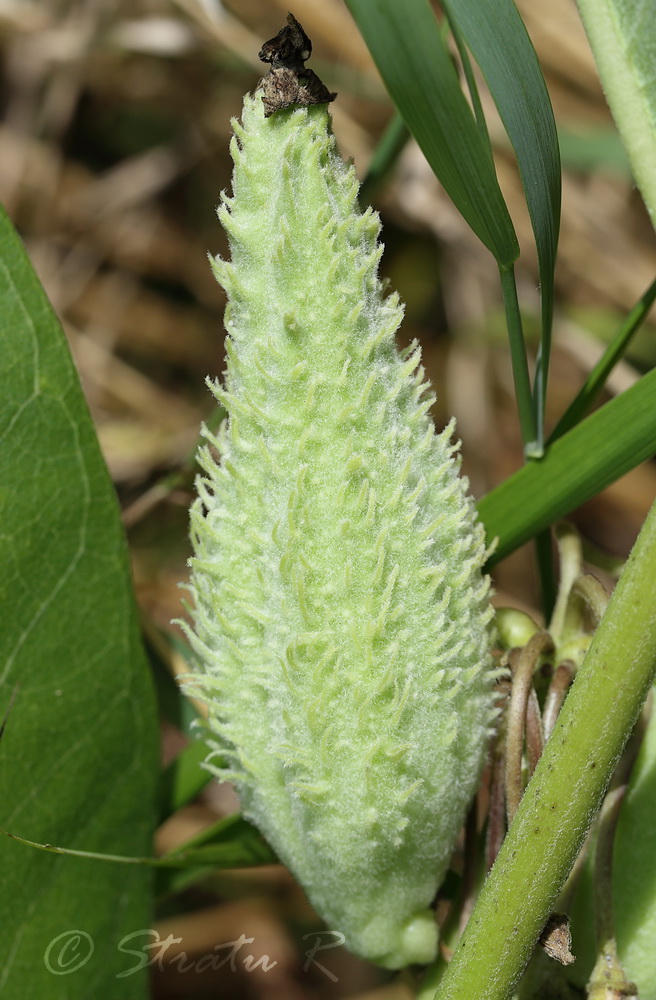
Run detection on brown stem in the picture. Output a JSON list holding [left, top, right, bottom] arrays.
[[525, 687, 544, 776], [505, 632, 554, 826], [542, 659, 574, 740], [486, 736, 507, 872]]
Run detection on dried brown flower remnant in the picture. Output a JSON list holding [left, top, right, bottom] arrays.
[[539, 912, 575, 966], [259, 11, 312, 67], [257, 13, 336, 117]]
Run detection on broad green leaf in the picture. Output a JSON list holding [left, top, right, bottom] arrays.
[[479, 366, 656, 565], [345, 0, 519, 265], [0, 206, 160, 998], [442, 0, 561, 450], [577, 0, 656, 227]]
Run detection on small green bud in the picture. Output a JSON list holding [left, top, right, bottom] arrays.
[[496, 608, 541, 650], [183, 92, 496, 968]]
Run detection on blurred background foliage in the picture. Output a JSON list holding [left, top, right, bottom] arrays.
[[1, 0, 654, 996]]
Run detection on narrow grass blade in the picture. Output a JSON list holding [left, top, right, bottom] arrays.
[[499, 264, 538, 454], [3, 814, 275, 872], [442, 0, 561, 452], [156, 814, 277, 897], [345, 0, 519, 265], [479, 366, 656, 565], [159, 738, 212, 824]]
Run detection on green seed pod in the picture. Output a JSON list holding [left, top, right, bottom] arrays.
[[183, 91, 496, 969]]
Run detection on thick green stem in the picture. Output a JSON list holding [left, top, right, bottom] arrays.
[[426, 498, 656, 1000]]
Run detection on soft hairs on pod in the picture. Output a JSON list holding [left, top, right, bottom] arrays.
[[183, 91, 497, 969]]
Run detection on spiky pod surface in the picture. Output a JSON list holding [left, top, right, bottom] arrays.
[[185, 92, 496, 969]]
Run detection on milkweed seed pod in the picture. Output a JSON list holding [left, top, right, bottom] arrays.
[[184, 91, 496, 969]]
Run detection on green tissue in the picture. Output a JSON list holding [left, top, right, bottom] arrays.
[[183, 92, 496, 968]]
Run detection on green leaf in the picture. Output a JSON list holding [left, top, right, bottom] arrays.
[[345, 0, 519, 265], [145, 623, 198, 736], [156, 814, 276, 898], [567, 683, 656, 998], [159, 737, 212, 824], [577, 0, 656, 227], [608, 706, 656, 996], [442, 0, 561, 449], [479, 366, 656, 566], [0, 206, 160, 998], [159, 812, 275, 867]]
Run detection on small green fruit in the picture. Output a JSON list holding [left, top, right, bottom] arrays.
[[183, 92, 496, 968]]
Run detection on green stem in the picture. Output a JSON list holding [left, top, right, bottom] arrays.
[[505, 633, 553, 824], [534, 529, 556, 625], [533, 333, 550, 457], [425, 498, 656, 1000], [548, 523, 583, 642], [498, 264, 537, 456], [498, 261, 552, 615], [549, 275, 656, 444]]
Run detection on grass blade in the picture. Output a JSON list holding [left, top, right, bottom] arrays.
[[159, 739, 212, 824], [442, 0, 561, 453], [156, 814, 276, 897], [500, 265, 538, 454], [345, 0, 519, 265], [479, 366, 656, 565]]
